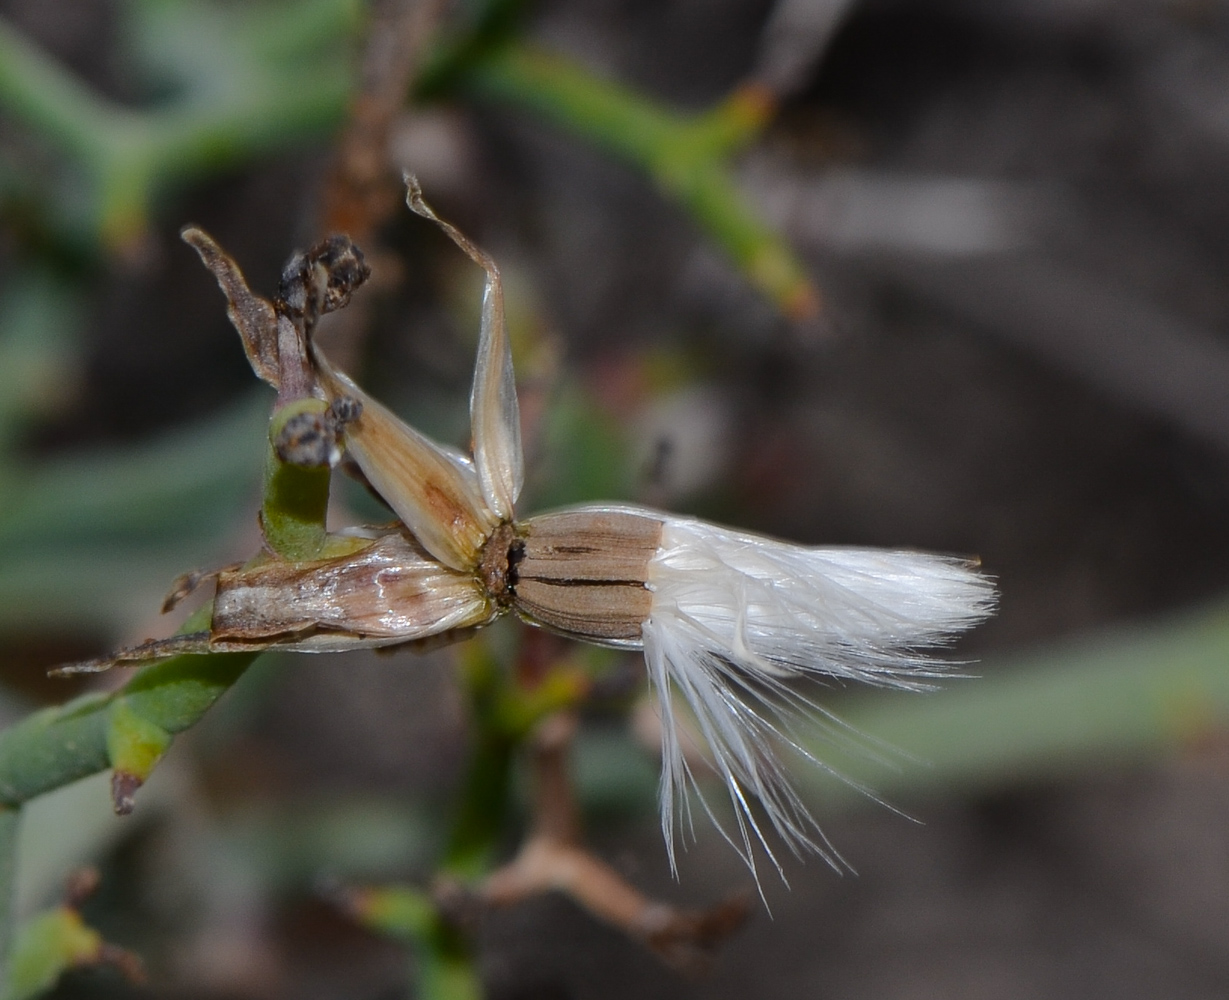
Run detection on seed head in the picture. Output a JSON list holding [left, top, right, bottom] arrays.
[[72, 181, 996, 889]]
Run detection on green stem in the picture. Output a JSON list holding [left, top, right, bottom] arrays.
[[0, 651, 257, 809], [441, 637, 586, 879], [0, 20, 147, 169], [0, 13, 352, 248], [453, 43, 816, 317], [352, 885, 482, 1000], [0, 807, 18, 982], [410, 919, 482, 1000], [442, 730, 515, 880], [804, 600, 1229, 806], [443, 642, 514, 880], [1, 8, 811, 315], [262, 400, 333, 561]]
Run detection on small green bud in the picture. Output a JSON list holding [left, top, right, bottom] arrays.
[[105, 699, 173, 816]]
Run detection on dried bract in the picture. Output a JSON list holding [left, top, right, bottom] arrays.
[[181, 228, 280, 387], [210, 529, 494, 652]]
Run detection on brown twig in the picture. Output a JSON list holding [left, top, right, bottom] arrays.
[[322, 0, 449, 241], [317, 0, 450, 370], [482, 711, 751, 973]]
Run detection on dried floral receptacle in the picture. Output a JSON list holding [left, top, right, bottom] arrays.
[[64, 177, 995, 883]]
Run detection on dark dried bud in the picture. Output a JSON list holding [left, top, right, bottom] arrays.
[[274, 236, 371, 323], [328, 394, 363, 428], [478, 522, 524, 607], [111, 771, 142, 816], [276, 250, 311, 319], [275, 409, 336, 467], [314, 235, 371, 313]]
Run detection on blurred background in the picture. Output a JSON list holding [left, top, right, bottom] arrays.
[[4, 0, 1229, 996]]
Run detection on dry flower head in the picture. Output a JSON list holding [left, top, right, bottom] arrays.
[[61, 178, 996, 886]]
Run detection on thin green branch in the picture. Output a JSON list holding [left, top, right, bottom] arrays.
[[0, 21, 148, 169], [262, 400, 334, 561], [0, 650, 257, 809], [452, 44, 817, 319], [0, 807, 18, 982], [0, 393, 337, 810], [0, 2, 357, 248], [348, 885, 482, 1000], [443, 634, 587, 880], [1, 2, 813, 317], [1, 897, 143, 1000], [801, 599, 1229, 807]]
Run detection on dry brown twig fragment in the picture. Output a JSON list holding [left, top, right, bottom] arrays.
[[322, 0, 449, 240], [317, 0, 450, 369], [484, 717, 752, 972], [482, 713, 751, 972]]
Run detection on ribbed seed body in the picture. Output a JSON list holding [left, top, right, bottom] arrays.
[[513, 507, 664, 644]]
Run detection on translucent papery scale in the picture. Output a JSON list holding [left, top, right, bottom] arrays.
[[308, 180, 525, 569], [53, 530, 498, 674], [403, 176, 525, 521], [211, 529, 497, 652], [469, 264, 524, 520], [312, 348, 500, 572]]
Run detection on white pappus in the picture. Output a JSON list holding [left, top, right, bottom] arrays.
[[642, 516, 994, 878]]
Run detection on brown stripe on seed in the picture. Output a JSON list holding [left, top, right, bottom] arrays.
[[513, 508, 663, 642]]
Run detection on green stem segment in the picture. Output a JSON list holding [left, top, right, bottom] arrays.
[[2, 907, 107, 1000], [0, 807, 18, 984], [262, 399, 333, 561], [443, 637, 588, 879], [0, 394, 343, 812], [443, 641, 516, 880], [351, 885, 482, 1000], [443, 729, 516, 882], [452, 44, 817, 319], [0, 651, 258, 810], [0, 653, 256, 996], [0, 333, 346, 992]]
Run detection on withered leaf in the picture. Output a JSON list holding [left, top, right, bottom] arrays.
[[181, 227, 281, 388]]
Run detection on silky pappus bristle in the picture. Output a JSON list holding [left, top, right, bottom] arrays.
[[641, 515, 996, 883]]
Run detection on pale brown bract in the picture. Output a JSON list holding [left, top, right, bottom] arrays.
[[211, 529, 497, 652]]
